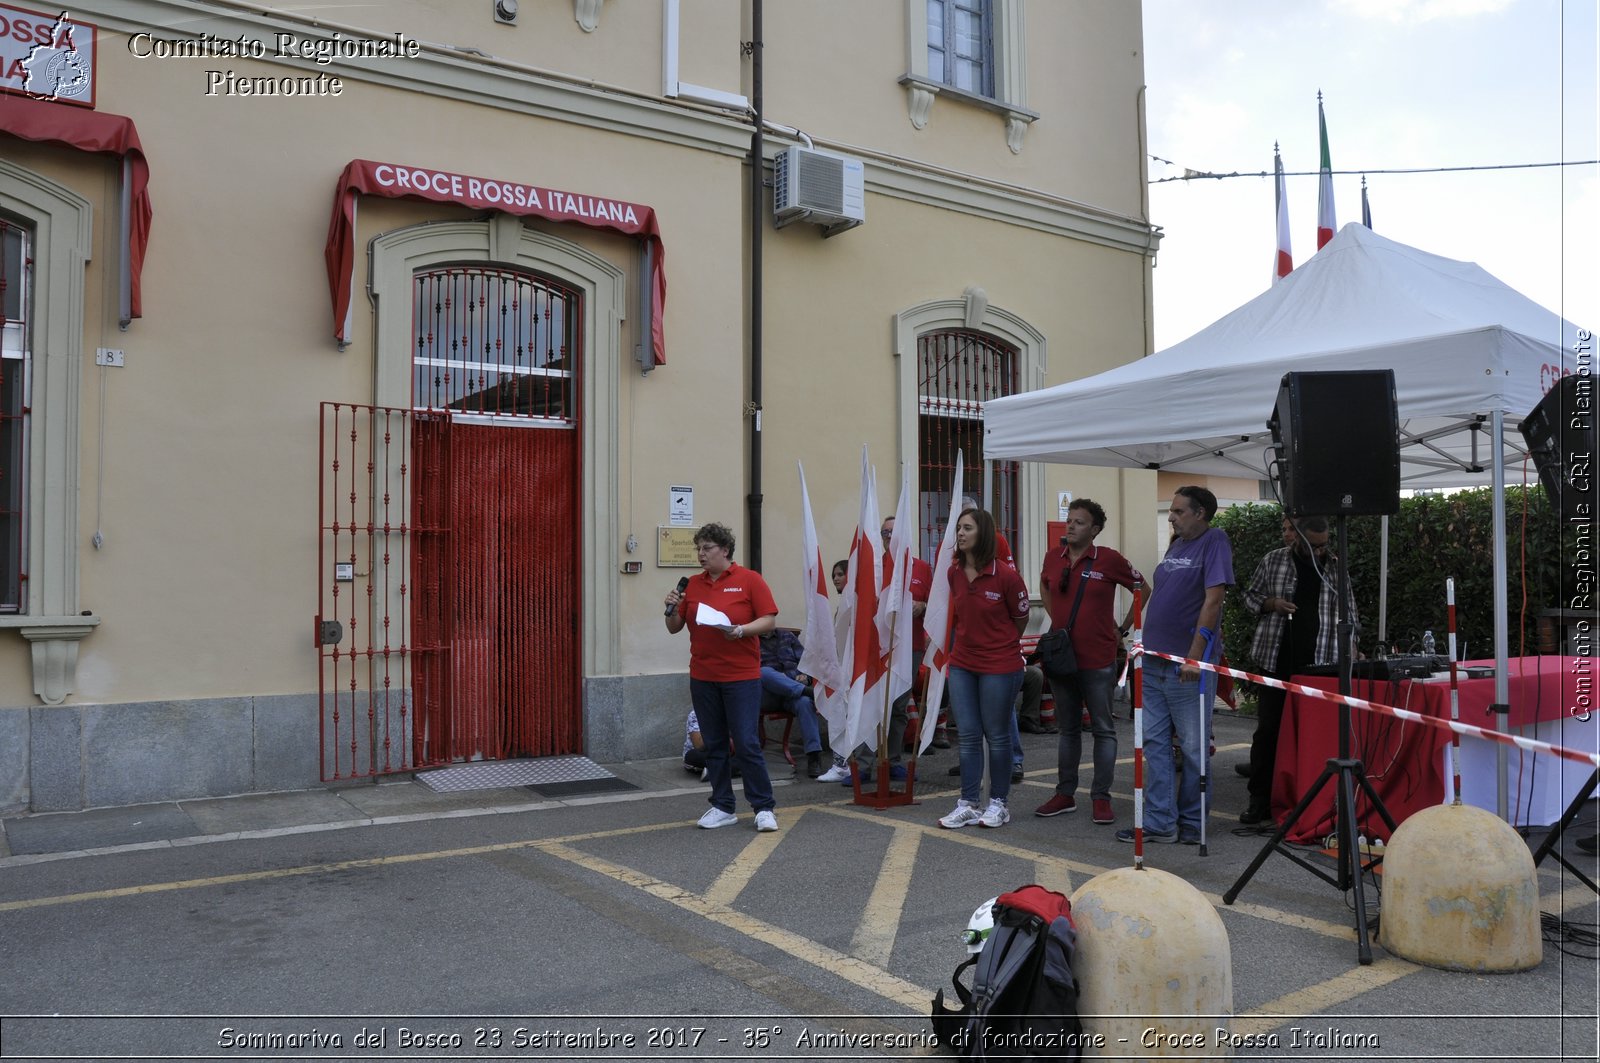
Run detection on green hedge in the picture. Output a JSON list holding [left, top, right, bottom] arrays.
[[1212, 487, 1564, 678]]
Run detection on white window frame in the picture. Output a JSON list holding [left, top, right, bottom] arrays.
[[0, 159, 100, 704], [893, 292, 1047, 585], [901, 0, 1037, 151], [662, 0, 749, 110], [369, 216, 625, 674], [1, 220, 32, 614]]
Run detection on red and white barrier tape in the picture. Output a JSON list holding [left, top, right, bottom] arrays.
[[1128, 642, 1600, 770]]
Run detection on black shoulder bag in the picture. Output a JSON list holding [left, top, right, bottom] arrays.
[[1037, 554, 1093, 679]]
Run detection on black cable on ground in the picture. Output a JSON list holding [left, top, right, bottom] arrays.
[[1541, 911, 1600, 960]]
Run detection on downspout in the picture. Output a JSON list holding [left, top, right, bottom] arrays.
[[747, 0, 765, 570]]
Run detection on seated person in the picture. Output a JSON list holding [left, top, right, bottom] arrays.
[[1017, 662, 1053, 732], [683, 708, 706, 776], [683, 708, 738, 780], [759, 628, 828, 777]]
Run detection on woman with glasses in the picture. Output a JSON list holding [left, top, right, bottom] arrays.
[[665, 522, 781, 832]]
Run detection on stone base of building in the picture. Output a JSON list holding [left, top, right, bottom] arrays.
[[0, 673, 694, 813]]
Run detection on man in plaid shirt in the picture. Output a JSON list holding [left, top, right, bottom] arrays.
[[1239, 515, 1360, 824]]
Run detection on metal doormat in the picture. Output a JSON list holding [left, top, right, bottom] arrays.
[[417, 756, 617, 794]]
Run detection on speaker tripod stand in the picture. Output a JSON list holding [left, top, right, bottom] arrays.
[[1222, 516, 1397, 966], [1529, 769, 1599, 897]]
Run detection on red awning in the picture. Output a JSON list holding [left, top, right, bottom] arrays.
[[325, 159, 667, 364], [0, 96, 152, 323]]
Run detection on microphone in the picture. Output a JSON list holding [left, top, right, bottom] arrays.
[[664, 576, 689, 617]]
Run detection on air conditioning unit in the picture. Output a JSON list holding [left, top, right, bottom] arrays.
[[773, 146, 865, 230]]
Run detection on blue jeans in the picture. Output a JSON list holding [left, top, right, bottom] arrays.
[[947, 665, 1022, 805], [1140, 658, 1213, 836], [691, 677, 775, 815], [759, 668, 823, 754], [1049, 663, 1118, 801]]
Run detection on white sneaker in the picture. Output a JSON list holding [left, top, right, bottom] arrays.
[[754, 810, 779, 832], [978, 798, 1011, 828], [816, 763, 851, 783], [698, 807, 738, 829], [700, 767, 710, 782], [939, 800, 983, 829]]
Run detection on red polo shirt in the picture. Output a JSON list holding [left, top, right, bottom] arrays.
[[948, 560, 1030, 674], [882, 552, 933, 652], [1040, 543, 1142, 670], [677, 563, 779, 682]]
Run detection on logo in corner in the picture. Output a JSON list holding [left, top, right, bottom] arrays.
[[22, 11, 91, 101]]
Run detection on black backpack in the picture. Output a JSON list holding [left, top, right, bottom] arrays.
[[930, 885, 1083, 1062]]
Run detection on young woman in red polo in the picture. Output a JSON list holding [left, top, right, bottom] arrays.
[[938, 508, 1031, 830]]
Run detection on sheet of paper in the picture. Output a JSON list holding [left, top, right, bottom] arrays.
[[694, 602, 736, 631]]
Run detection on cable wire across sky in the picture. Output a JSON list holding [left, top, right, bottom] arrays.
[[1149, 157, 1599, 184]]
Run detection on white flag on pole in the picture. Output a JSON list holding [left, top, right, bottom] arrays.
[[917, 451, 964, 755]]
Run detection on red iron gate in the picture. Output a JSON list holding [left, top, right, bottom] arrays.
[[317, 403, 581, 781]]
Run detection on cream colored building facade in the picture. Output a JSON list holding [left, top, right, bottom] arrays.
[[0, 0, 1160, 811]]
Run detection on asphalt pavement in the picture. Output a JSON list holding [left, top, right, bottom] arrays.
[[1, 708, 1596, 1062]]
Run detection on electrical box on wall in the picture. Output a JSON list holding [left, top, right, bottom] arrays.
[[773, 146, 865, 232]]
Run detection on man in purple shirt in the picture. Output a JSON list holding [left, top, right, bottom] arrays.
[[1118, 486, 1234, 845]]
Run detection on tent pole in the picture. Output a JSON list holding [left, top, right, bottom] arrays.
[[1492, 410, 1511, 820], [1378, 515, 1390, 651]]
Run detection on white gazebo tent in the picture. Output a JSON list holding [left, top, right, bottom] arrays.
[[984, 223, 1589, 816]]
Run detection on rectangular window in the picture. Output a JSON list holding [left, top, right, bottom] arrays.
[[0, 218, 29, 612], [412, 267, 580, 427], [927, 0, 993, 97]]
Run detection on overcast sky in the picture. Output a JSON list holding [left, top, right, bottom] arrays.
[[1141, 0, 1597, 352]]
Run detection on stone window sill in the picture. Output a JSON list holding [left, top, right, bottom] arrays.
[[0, 616, 100, 705], [898, 74, 1039, 152]]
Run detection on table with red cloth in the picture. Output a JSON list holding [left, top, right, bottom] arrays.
[[1272, 656, 1598, 844]]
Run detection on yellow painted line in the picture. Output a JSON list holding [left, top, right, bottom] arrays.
[[824, 803, 1361, 942], [0, 820, 695, 913], [703, 823, 786, 908], [850, 827, 922, 966], [820, 802, 1083, 887], [0, 838, 547, 912], [1201, 892, 1360, 942], [1231, 956, 1417, 1038], [532, 838, 933, 1011], [1544, 882, 1600, 916], [1111, 740, 1251, 766]]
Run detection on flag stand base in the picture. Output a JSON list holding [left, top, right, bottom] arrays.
[[849, 758, 919, 808]]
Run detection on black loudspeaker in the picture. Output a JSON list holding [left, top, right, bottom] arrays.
[[1268, 370, 1400, 516], [1520, 373, 1598, 522]]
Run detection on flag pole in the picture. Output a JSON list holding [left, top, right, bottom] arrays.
[[1129, 587, 1147, 870]]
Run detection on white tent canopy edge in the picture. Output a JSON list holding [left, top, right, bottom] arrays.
[[983, 223, 1591, 821]]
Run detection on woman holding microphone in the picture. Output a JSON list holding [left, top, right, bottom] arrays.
[[664, 522, 781, 831], [938, 508, 1031, 830]]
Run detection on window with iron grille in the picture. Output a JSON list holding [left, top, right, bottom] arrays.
[[412, 266, 580, 426], [0, 218, 29, 613], [927, 0, 994, 97], [917, 328, 1018, 561]]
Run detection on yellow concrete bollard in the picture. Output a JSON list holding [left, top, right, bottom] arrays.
[[1379, 802, 1542, 972], [1070, 866, 1234, 1059]]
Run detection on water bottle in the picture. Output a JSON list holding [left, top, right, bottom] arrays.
[[1421, 630, 1436, 656]]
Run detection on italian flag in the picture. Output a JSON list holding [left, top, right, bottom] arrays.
[[1274, 144, 1293, 283], [1316, 95, 1336, 249]]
